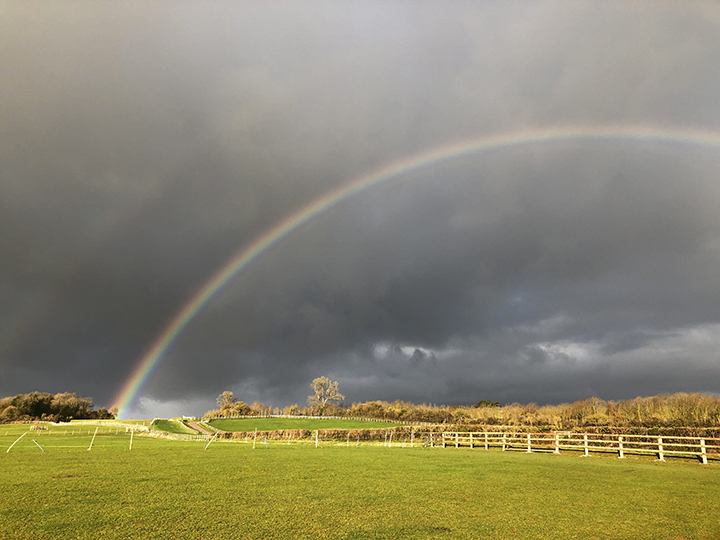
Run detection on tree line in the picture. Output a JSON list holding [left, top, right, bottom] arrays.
[[0, 391, 116, 423], [205, 380, 720, 429]]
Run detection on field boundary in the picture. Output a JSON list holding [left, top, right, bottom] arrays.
[[50, 420, 151, 432], [204, 414, 432, 425], [440, 431, 720, 464]]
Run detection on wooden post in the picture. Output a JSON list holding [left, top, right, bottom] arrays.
[[618, 436, 624, 459], [455, 433, 459, 448], [431, 433, 434, 448], [502, 433, 507, 451], [527, 433, 532, 453], [287, 432, 291, 445], [315, 430, 319, 448], [554, 433, 560, 455], [204, 431, 219, 450], [411, 429, 414, 448], [253, 429, 257, 449], [389, 431, 393, 448], [443, 434, 446, 448], [485, 432, 488, 450], [129, 430, 134, 450], [583, 434, 589, 457], [7, 432, 26, 453], [470, 433, 473, 449], [88, 427, 98, 451], [264, 435, 268, 449], [700, 439, 708, 465], [657, 437, 665, 462]]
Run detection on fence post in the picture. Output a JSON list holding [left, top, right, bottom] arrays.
[[485, 432, 488, 450], [526, 433, 532, 453], [88, 427, 98, 451], [411, 429, 414, 448], [315, 430, 318, 448], [470, 433, 474, 449], [443, 433, 446, 448], [618, 436, 624, 459], [6, 432, 26, 453], [700, 439, 708, 465], [583, 434, 589, 457], [657, 437, 665, 462], [455, 433, 459, 448], [554, 433, 560, 455], [431, 433, 434, 448], [502, 433, 507, 451]]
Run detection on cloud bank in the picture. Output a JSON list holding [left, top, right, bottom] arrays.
[[2, 1, 720, 417]]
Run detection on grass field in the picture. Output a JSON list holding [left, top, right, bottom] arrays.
[[151, 419, 199, 435], [1, 423, 719, 539], [208, 417, 405, 431]]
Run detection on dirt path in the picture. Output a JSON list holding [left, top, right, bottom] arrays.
[[188, 421, 212, 435]]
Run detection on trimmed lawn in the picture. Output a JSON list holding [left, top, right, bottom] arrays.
[[1, 425, 719, 539]]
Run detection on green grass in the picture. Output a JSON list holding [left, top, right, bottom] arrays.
[[208, 417, 405, 431], [151, 419, 199, 435], [1, 424, 719, 539]]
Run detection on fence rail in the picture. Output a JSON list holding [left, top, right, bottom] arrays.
[[50, 420, 151, 431], [439, 431, 720, 464]]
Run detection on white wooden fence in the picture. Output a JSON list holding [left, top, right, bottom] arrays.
[[438, 431, 719, 464]]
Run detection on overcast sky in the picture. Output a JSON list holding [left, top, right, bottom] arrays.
[[2, 1, 720, 418]]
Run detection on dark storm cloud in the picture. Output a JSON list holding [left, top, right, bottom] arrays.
[[2, 1, 720, 416]]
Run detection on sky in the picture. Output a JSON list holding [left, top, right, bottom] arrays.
[[2, 1, 720, 418]]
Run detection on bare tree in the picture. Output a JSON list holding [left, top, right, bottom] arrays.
[[217, 391, 237, 410], [307, 377, 344, 414]]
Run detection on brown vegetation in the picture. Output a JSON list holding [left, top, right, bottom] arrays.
[[204, 392, 720, 429], [0, 391, 114, 423]]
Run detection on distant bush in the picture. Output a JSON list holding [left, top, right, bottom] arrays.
[[203, 392, 720, 429], [0, 391, 113, 423]]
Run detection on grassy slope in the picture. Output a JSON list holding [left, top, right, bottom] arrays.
[[209, 417, 405, 431], [0, 424, 719, 539], [152, 419, 198, 435]]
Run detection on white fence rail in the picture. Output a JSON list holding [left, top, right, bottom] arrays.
[[50, 420, 151, 431], [440, 431, 720, 464]]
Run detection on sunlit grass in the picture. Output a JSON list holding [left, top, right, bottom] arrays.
[[1, 425, 719, 539], [151, 419, 199, 434]]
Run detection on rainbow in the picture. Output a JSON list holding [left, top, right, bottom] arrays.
[[112, 124, 720, 417]]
